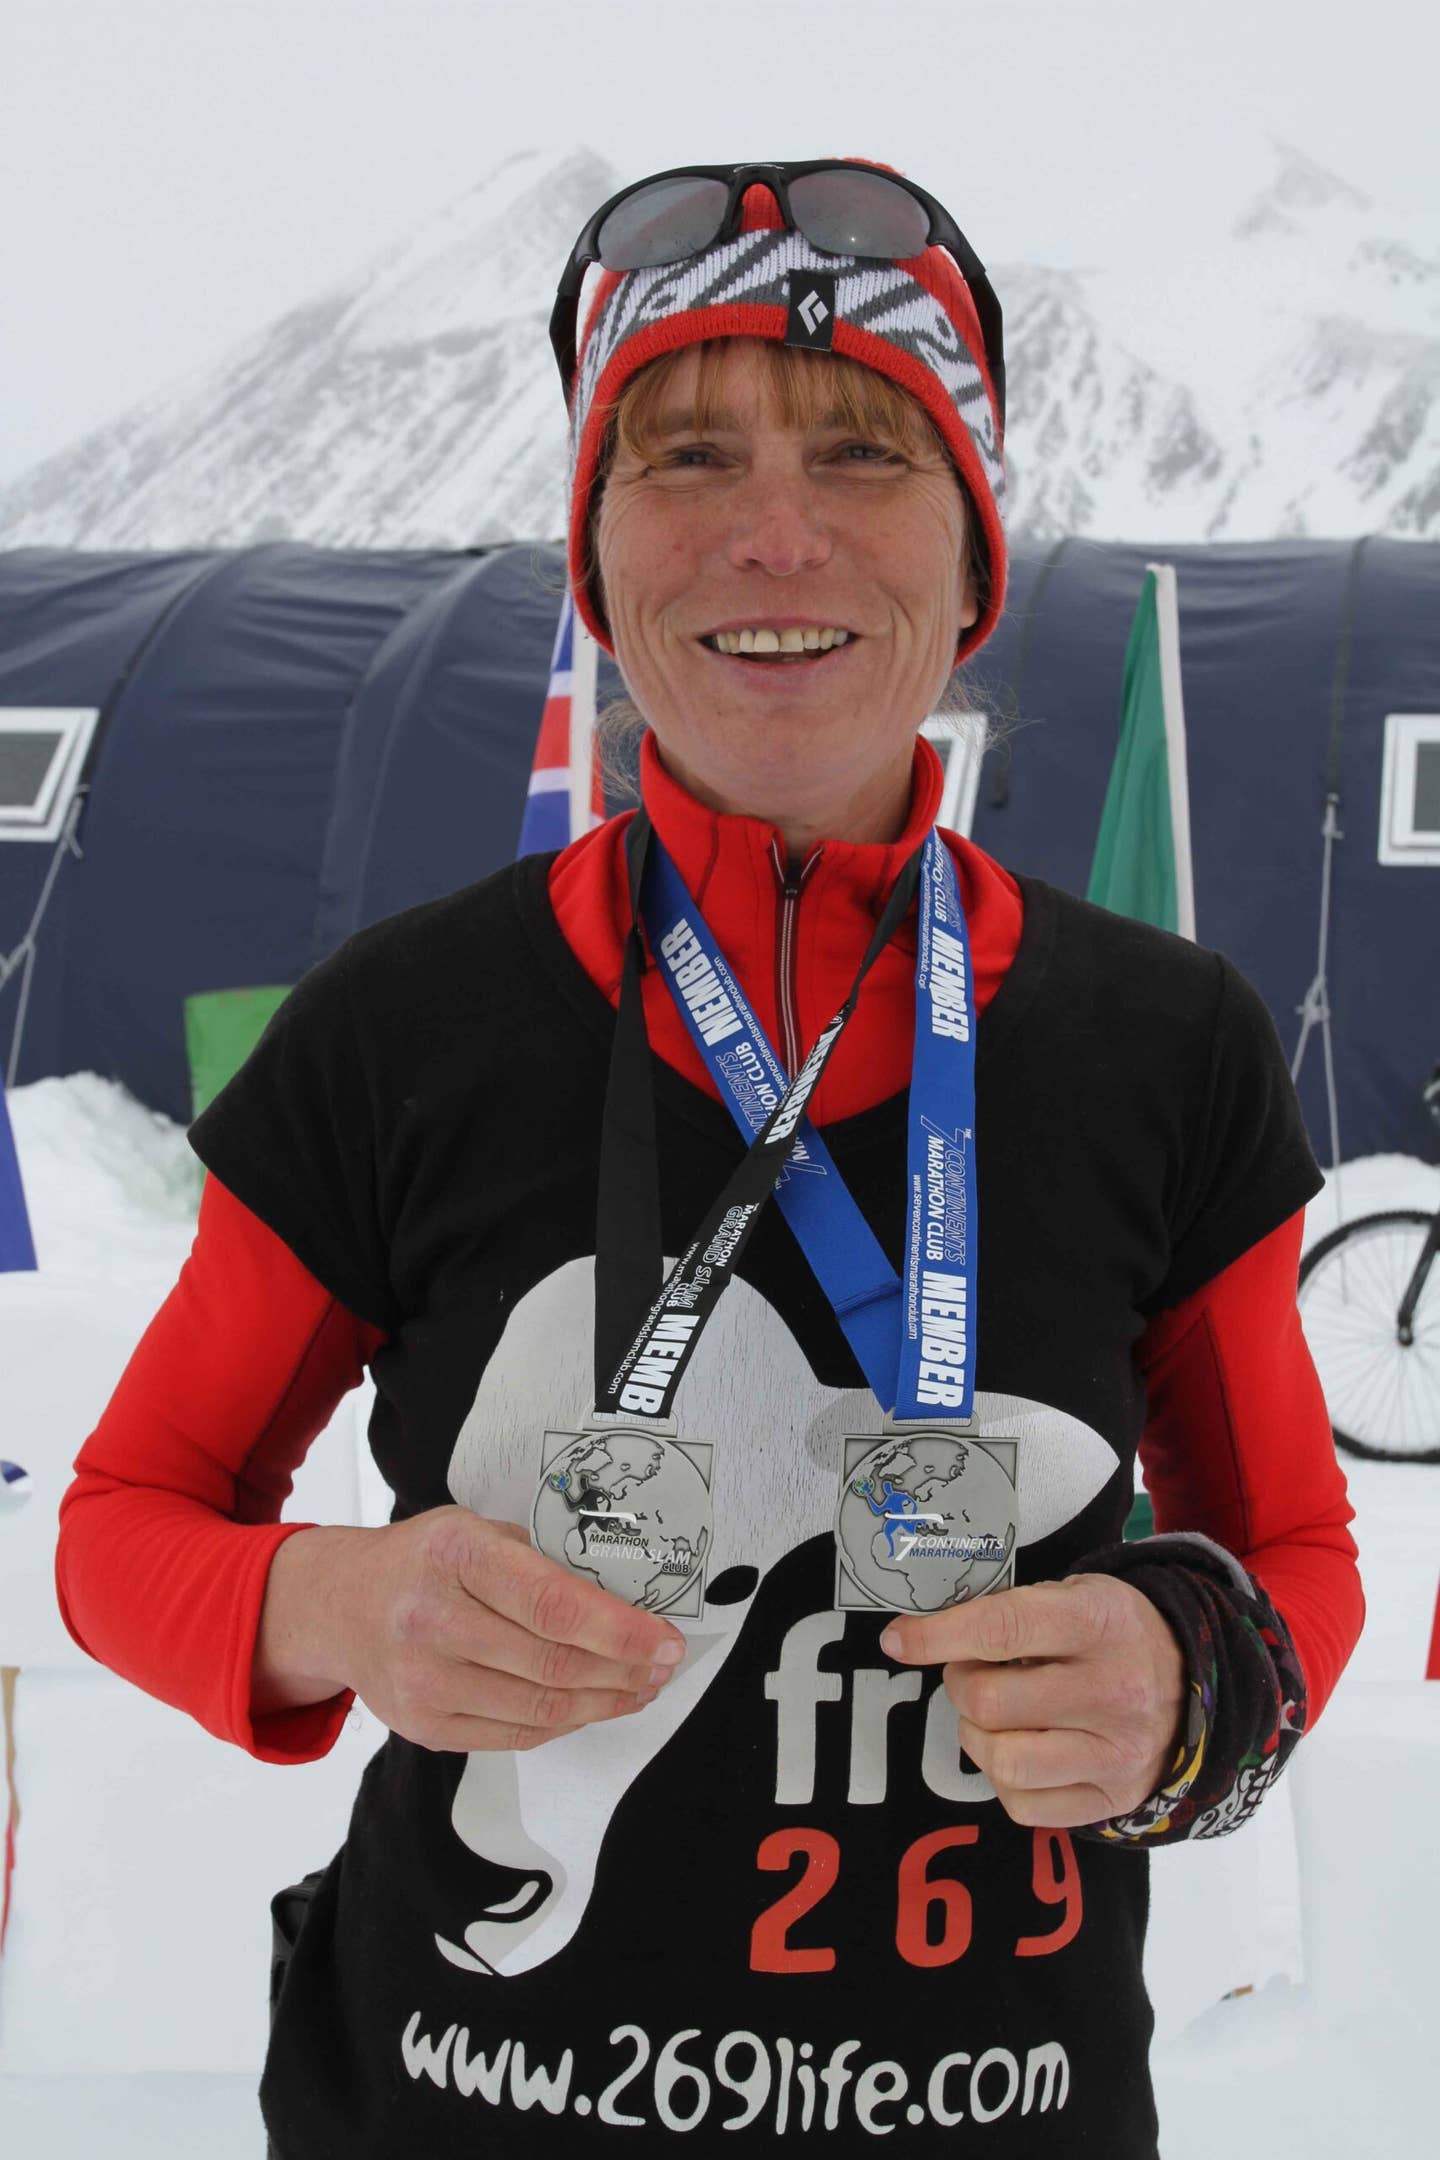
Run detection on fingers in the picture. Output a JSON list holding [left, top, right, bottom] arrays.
[[881, 1579, 1102, 1669], [955, 1714, 1136, 1795], [468, 1527, 688, 1669], [973, 1777, 1121, 1831], [442, 1604, 679, 1698], [515, 1560, 688, 1667], [944, 1644, 1168, 1738], [943, 1657, 1077, 1733], [440, 1660, 660, 1742]]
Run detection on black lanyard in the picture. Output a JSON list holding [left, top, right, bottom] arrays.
[[592, 810, 925, 1422]]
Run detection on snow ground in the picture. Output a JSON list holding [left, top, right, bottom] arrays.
[[1, 1076, 1436, 2157]]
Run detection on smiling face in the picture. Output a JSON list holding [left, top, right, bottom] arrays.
[[591, 337, 981, 838]]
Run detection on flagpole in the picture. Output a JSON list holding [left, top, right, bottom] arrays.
[[1145, 561, 1196, 942], [568, 601, 601, 840]]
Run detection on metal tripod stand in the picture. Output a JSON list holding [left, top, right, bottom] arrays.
[[1290, 791, 1346, 1235]]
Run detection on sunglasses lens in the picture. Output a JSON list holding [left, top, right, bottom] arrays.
[[596, 177, 731, 270], [789, 169, 930, 259]]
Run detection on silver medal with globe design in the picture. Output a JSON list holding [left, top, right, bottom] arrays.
[[533, 1418, 713, 1618], [835, 1421, 1018, 1614]]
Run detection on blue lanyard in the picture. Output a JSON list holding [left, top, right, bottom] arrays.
[[641, 827, 977, 1422]]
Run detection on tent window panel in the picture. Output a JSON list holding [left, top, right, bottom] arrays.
[[1379, 712, 1440, 867], [0, 729, 66, 814], [0, 707, 100, 844], [1415, 742, 1440, 837], [921, 712, 986, 838]]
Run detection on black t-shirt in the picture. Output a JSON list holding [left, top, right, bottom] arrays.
[[191, 852, 1323, 2159]]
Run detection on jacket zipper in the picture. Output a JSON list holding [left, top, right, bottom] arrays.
[[769, 841, 823, 1076]]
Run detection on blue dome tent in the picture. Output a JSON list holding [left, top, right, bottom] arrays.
[[1, 537, 1436, 1163]]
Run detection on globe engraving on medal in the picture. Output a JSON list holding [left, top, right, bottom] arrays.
[[835, 1429, 1018, 1614], [533, 1427, 713, 1618]]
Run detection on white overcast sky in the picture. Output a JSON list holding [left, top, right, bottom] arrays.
[[0, 0, 1434, 486]]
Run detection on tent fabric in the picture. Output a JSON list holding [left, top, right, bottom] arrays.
[[312, 545, 565, 948], [967, 536, 1439, 1167], [0, 537, 1435, 1162]]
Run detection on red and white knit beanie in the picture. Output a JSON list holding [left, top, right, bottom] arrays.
[[563, 163, 1008, 669]]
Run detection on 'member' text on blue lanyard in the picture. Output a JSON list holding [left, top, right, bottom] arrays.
[[641, 828, 977, 1422]]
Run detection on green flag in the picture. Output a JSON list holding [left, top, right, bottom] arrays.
[[183, 984, 292, 1120], [1087, 563, 1196, 940]]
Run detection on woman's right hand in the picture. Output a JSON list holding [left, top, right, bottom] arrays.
[[333, 1505, 688, 1753]]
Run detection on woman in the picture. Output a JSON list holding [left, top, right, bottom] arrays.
[[56, 161, 1364, 2157]]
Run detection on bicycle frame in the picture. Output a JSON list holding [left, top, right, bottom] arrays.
[[1398, 1210, 1440, 1342]]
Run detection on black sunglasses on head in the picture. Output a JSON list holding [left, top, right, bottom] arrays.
[[549, 160, 1006, 431]]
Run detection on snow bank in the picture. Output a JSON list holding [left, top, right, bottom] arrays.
[[0, 1074, 368, 1667]]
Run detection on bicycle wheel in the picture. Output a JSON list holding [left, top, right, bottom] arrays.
[[1297, 1209, 1440, 1463]]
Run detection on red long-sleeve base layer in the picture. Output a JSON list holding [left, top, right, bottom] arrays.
[[55, 735, 1363, 1765]]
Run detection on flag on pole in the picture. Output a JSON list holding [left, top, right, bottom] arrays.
[[1087, 562, 1196, 940], [0, 1073, 37, 1273], [518, 589, 605, 856]]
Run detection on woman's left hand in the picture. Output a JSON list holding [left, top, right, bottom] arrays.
[[879, 1574, 1188, 1830]]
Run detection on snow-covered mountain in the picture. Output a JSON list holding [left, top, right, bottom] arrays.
[[1064, 139, 1440, 541], [0, 138, 1434, 549], [0, 146, 608, 552]]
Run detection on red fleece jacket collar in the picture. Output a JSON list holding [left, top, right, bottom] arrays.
[[548, 730, 1023, 1128]]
